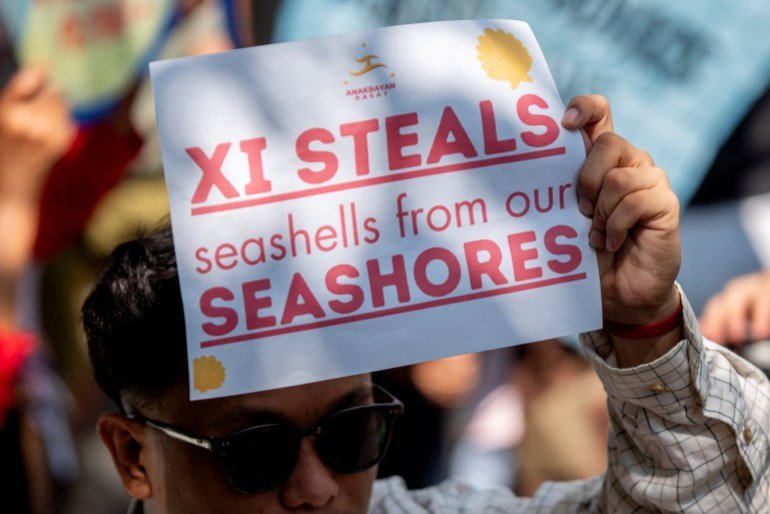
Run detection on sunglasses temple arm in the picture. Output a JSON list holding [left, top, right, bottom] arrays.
[[145, 420, 214, 451]]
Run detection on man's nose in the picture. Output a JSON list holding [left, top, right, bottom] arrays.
[[280, 437, 339, 509]]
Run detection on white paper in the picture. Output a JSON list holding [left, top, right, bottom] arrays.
[[150, 19, 602, 400]]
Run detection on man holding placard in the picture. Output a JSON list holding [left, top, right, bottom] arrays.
[[84, 21, 769, 513]]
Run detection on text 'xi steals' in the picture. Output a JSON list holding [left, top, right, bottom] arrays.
[[185, 94, 560, 211]]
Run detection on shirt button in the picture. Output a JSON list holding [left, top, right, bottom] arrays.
[[648, 383, 670, 394], [743, 425, 752, 443]]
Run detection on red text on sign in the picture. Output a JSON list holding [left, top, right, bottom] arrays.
[[198, 224, 582, 340]]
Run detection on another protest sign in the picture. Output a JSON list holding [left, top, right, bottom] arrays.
[[274, 0, 770, 206], [0, 0, 177, 121]]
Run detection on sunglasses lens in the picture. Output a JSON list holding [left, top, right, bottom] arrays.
[[317, 407, 392, 473], [221, 424, 298, 493]]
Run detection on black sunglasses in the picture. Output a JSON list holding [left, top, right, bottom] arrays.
[[127, 384, 403, 493]]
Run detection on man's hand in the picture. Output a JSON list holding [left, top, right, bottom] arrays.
[[700, 270, 770, 344], [563, 96, 682, 367]]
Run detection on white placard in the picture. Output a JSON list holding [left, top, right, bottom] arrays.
[[150, 19, 601, 400]]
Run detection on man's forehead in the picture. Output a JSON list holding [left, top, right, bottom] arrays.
[[173, 373, 373, 434]]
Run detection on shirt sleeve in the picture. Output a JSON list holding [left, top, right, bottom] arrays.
[[553, 286, 770, 512]]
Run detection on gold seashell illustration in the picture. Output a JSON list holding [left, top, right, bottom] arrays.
[[193, 355, 226, 393], [476, 28, 533, 90]]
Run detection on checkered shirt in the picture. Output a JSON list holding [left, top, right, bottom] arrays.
[[369, 291, 770, 513]]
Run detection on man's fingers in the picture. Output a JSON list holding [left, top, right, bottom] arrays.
[[590, 166, 665, 238], [576, 132, 664, 252], [600, 186, 675, 252], [562, 95, 614, 142], [577, 133, 655, 215]]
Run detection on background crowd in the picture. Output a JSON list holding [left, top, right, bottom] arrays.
[[0, 1, 769, 513]]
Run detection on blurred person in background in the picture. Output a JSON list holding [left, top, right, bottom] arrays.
[[0, 65, 76, 514], [1, 2, 238, 513], [509, 340, 607, 497], [448, 339, 609, 495]]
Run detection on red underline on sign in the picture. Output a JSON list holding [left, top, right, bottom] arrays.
[[191, 146, 567, 216], [199, 272, 586, 348]]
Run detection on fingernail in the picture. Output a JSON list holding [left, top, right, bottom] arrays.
[[579, 197, 594, 216], [562, 107, 580, 125], [589, 229, 604, 248]]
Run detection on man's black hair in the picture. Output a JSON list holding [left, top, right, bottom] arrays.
[[82, 226, 187, 410]]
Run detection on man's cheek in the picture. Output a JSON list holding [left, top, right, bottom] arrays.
[[337, 466, 377, 513], [168, 446, 293, 513], [160, 445, 240, 512]]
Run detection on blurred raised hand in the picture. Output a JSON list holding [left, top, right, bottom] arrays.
[[0, 67, 75, 327], [0, 67, 75, 202], [700, 269, 770, 344]]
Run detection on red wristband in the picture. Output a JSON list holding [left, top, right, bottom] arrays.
[[603, 303, 683, 340]]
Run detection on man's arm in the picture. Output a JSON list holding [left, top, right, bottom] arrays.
[[565, 288, 768, 512], [540, 96, 770, 511], [562, 94, 683, 368], [371, 96, 769, 513], [370, 97, 770, 513]]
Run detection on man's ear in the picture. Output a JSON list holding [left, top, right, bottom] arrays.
[[97, 413, 153, 500]]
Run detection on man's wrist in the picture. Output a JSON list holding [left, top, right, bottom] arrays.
[[605, 287, 684, 368], [603, 285, 681, 326], [604, 302, 683, 339]]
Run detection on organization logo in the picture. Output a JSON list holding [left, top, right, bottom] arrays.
[[476, 28, 533, 90], [350, 53, 386, 76], [344, 42, 396, 101]]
